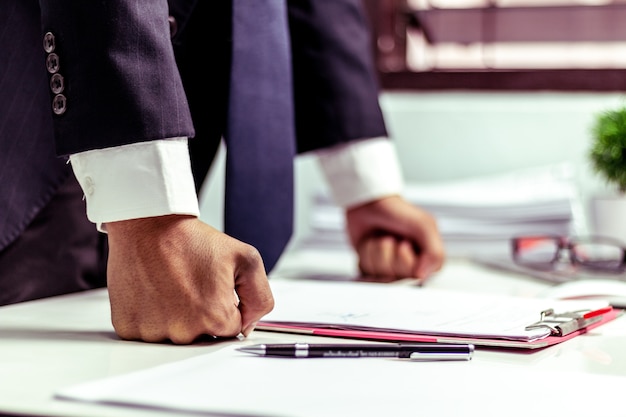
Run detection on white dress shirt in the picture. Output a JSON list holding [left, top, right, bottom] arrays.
[[69, 137, 404, 229]]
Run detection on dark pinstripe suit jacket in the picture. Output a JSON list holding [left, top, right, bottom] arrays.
[[0, 0, 386, 251]]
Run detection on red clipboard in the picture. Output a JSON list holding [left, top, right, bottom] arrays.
[[257, 308, 622, 350]]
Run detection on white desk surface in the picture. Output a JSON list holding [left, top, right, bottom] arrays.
[[2, 248, 626, 417]]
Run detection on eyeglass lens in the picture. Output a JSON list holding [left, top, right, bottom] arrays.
[[513, 237, 559, 265], [571, 242, 624, 270]]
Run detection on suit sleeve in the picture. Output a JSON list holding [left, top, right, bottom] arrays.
[[39, 0, 194, 156], [287, 0, 388, 154]]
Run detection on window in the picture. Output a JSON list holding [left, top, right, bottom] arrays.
[[363, 0, 626, 90]]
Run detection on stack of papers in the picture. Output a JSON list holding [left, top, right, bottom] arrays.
[[55, 344, 626, 417], [257, 279, 615, 349], [299, 163, 581, 257]]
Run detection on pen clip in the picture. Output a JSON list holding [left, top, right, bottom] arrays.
[[408, 352, 473, 361]]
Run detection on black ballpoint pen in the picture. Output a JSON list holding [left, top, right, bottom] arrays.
[[237, 343, 474, 361]]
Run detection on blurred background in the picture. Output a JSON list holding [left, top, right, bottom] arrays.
[[200, 0, 626, 265]]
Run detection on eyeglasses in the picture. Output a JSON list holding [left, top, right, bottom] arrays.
[[511, 235, 626, 273]]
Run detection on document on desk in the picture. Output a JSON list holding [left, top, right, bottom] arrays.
[[56, 344, 626, 417], [256, 279, 620, 349]]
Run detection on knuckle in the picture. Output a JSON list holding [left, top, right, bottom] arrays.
[[238, 243, 264, 270], [377, 235, 396, 249], [168, 332, 197, 345], [111, 316, 137, 341], [165, 322, 203, 345], [201, 307, 242, 338], [113, 326, 136, 341], [206, 319, 240, 338], [259, 291, 275, 314]]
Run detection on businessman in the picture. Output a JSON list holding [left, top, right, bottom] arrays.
[[174, 0, 444, 280], [1, 0, 444, 344]]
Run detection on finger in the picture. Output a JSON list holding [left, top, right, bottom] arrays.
[[371, 235, 397, 277], [233, 249, 275, 337], [241, 321, 258, 337], [169, 321, 218, 345], [414, 218, 446, 279], [359, 235, 400, 278], [393, 239, 419, 278], [415, 248, 445, 281], [238, 280, 273, 337], [358, 236, 387, 277], [402, 214, 446, 279], [357, 238, 375, 275], [196, 290, 241, 337]]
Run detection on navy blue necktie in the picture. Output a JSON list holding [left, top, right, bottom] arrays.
[[225, 0, 295, 273]]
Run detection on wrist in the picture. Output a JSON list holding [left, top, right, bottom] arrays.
[[106, 214, 198, 238]]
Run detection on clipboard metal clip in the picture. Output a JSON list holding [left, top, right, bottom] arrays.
[[524, 306, 612, 337]]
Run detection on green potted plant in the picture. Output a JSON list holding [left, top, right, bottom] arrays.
[[589, 105, 626, 242], [590, 106, 626, 193]]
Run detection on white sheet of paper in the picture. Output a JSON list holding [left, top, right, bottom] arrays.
[[262, 280, 609, 341], [56, 345, 626, 417]]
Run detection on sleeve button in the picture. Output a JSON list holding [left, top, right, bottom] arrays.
[[46, 53, 60, 73], [43, 32, 56, 53], [52, 94, 67, 115], [50, 73, 65, 94]]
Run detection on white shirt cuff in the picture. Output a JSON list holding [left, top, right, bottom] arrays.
[[69, 138, 200, 231], [315, 138, 404, 208]]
